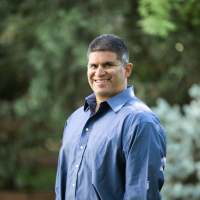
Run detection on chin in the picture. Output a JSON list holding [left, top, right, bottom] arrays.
[[96, 90, 109, 96], [97, 92, 112, 100]]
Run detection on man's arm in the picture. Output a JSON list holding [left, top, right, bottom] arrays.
[[55, 120, 69, 200], [123, 122, 166, 200], [55, 154, 61, 200]]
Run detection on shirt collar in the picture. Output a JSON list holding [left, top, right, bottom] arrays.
[[84, 85, 135, 113], [84, 93, 96, 112]]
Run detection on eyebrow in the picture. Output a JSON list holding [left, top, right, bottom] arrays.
[[88, 61, 116, 66]]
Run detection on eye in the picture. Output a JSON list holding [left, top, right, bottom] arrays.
[[91, 65, 97, 68], [105, 64, 112, 67], [88, 64, 97, 68]]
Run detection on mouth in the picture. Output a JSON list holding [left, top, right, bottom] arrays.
[[94, 79, 109, 83]]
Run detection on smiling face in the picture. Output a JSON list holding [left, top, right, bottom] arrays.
[[87, 51, 132, 104]]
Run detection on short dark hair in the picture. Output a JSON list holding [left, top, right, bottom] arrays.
[[87, 34, 129, 66]]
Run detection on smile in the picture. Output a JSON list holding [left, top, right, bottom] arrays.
[[95, 80, 109, 83]]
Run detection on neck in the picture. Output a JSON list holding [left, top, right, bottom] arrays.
[[94, 104, 99, 113], [94, 98, 105, 113], [94, 85, 128, 113]]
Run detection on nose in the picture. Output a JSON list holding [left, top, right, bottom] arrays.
[[95, 66, 106, 76]]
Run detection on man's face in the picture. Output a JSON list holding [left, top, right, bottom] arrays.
[[87, 51, 131, 102]]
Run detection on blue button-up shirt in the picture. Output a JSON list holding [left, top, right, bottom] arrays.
[[55, 86, 166, 200]]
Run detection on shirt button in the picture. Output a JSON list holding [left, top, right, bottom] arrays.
[[76, 165, 78, 167], [86, 128, 89, 131], [72, 184, 75, 187], [80, 146, 83, 149]]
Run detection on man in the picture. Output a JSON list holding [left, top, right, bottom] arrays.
[[55, 34, 166, 200]]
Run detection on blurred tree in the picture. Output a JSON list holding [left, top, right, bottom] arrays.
[[126, 0, 200, 106], [0, 0, 200, 190], [152, 83, 200, 200]]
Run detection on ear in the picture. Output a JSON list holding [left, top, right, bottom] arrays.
[[124, 63, 133, 78]]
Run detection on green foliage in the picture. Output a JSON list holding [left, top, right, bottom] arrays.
[[138, 0, 176, 37], [152, 84, 200, 200], [138, 0, 200, 37], [15, 168, 57, 190]]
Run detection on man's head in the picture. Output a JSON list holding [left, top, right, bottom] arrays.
[[87, 34, 133, 104], [87, 34, 129, 67]]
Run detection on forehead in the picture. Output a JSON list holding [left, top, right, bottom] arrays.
[[88, 51, 119, 64]]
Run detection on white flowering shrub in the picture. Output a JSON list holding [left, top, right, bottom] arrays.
[[152, 84, 200, 200]]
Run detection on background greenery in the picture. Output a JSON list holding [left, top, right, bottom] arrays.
[[0, 0, 200, 199]]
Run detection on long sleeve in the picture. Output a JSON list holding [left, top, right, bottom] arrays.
[[123, 122, 166, 200], [55, 120, 69, 200], [55, 154, 61, 200]]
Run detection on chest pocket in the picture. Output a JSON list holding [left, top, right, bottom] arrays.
[[85, 135, 110, 170]]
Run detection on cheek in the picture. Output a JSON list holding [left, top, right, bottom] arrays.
[[115, 70, 125, 81], [87, 70, 91, 78], [87, 71, 94, 83]]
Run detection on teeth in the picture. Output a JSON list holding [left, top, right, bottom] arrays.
[[96, 80, 108, 83]]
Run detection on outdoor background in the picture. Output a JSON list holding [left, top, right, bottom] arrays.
[[0, 0, 200, 199]]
